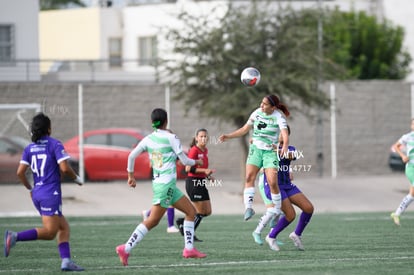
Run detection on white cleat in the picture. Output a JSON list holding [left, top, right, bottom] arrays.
[[167, 226, 180, 233], [289, 232, 305, 251], [265, 235, 280, 251]]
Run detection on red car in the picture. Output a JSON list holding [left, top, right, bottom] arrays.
[[63, 128, 187, 181], [0, 135, 31, 184]]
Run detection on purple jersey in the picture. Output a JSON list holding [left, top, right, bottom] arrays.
[[278, 145, 296, 186], [20, 136, 70, 196], [264, 145, 301, 200]]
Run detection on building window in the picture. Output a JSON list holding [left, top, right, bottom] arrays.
[[138, 36, 157, 66], [109, 38, 122, 68], [0, 25, 15, 63]]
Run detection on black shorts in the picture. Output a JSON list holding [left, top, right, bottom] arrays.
[[185, 177, 211, 202]]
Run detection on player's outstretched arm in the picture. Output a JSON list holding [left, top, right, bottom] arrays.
[[219, 124, 251, 142]]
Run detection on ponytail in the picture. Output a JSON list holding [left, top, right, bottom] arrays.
[[267, 95, 289, 117], [151, 108, 168, 129], [277, 103, 290, 117]]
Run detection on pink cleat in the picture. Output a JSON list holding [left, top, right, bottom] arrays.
[[4, 230, 17, 257], [182, 247, 207, 258], [116, 244, 130, 266]]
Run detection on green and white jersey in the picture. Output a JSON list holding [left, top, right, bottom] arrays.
[[399, 131, 414, 165], [247, 108, 288, 151], [128, 129, 193, 184]]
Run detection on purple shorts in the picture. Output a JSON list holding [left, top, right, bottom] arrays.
[[265, 183, 302, 201], [32, 193, 62, 216]]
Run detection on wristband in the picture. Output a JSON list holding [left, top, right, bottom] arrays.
[[190, 166, 197, 173]]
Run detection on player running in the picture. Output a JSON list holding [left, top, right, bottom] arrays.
[[391, 118, 414, 226], [115, 108, 206, 266], [4, 112, 85, 271]]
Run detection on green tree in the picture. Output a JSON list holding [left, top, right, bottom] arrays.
[[159, 1, 345, 155], [40, 0, 85, 10], [321, 8, 411, 79]]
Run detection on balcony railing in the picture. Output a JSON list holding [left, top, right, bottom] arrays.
[[0, 59, 159, 83]]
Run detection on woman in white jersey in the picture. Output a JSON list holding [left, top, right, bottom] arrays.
[[115, 108, 206, 266], [219, 95, 290, 221], [391, 118, 414, 226]]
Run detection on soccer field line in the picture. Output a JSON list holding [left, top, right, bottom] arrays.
[[97, 255, 414, 270], [2, 255, 414, 273]]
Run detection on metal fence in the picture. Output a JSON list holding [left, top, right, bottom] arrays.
[[0, 59, 159, 83]]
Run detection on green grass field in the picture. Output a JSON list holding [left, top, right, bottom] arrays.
[[1, 213, 413, 274]]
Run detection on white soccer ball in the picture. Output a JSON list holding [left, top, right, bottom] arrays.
[[241, 67, 261, 87]]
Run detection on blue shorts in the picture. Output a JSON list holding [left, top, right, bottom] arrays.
[[279, 184, 302, 200], [263, 181, 302, 201], [32, 192, 62, 216]]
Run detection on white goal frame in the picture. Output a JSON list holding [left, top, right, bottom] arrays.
[[0, 103, 41, 135]]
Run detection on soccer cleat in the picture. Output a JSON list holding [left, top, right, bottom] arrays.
[[116, 244, 130, 266], [265, 235, 280, 251], [61, 260, 85, 272], [4, 230, 17, 257], [289, 232, 305, 251], [182, 247, 207, 258], [252, 231, 263, 245], [176, 218, 184, 236], [391, 212, 401, 226], [244, 208, 255, 221], [194, 235, 203, 242], [167, 226, 180, 233], [142, 210, 149, 221]]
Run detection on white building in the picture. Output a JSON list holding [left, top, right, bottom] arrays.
[[0, 0, 40, 81], [1, 0, 413, 82], [383, 0, 414, 81]]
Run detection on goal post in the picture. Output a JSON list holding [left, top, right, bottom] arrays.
[[0, 103, 42, 135]]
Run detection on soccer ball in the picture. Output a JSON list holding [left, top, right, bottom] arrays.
[[241, 67, 261, 87]]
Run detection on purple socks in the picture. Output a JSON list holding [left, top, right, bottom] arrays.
[[269, 212, 313, 238], [58, 242, 71, 259], [269, 216, 291, 238], [167, 207, 175, 227], [16, 229, 37, 241], [294, 212, 313, 236]]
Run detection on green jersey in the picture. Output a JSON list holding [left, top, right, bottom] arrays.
[[247, 108, 288, 151], [398, 131, 414, 165], [128, 129, 194, 184]]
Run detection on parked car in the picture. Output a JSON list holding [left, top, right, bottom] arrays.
[[63, 128, 187, 181], [388, 145, 405, 172], [0, 135, 31, 183]]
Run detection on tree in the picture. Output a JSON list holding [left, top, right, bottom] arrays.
[[317, 8, 411, 80], [40, 0, 85, 10], [159, 1, 345, 156]]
